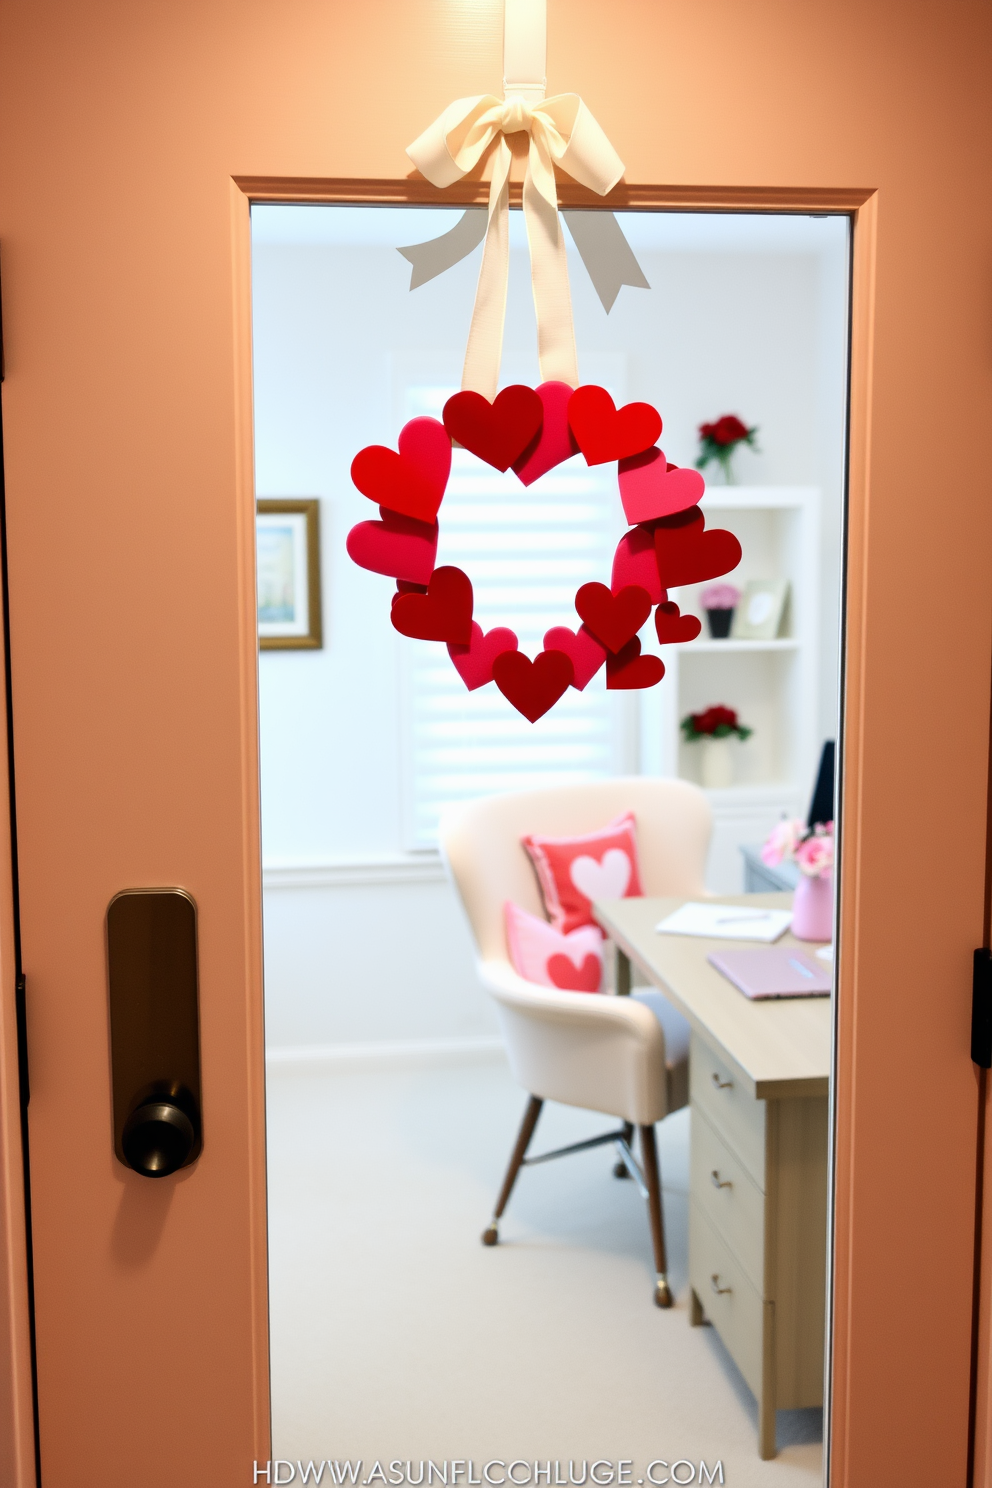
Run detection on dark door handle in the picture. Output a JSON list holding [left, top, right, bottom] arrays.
[[107, 889, 202, 1178], [122, 1097, 196, 1178]]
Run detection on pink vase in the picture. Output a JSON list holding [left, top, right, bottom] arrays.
[[791, 872, 834, 941]]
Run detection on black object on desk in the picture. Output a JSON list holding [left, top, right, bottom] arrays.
[[741, 739, 835, 892], [807, 740, 835, 828]]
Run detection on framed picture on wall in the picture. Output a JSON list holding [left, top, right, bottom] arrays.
[[256, 498, 323, 650]]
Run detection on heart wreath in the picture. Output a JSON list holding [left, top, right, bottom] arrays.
[[346, 382, 742, 723]]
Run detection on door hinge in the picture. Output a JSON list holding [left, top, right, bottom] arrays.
[[973, 949, 992, 1067]]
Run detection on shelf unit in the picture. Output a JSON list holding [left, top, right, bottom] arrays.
[[642, 487, 821, 891]]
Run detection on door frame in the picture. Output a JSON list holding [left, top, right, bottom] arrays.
[[234, 173, 875, 1470]]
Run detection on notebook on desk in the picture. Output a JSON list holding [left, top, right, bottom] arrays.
[[655, 901, 793, 942], [708, 946, 833, 999]]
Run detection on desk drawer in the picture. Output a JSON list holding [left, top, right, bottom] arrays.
[[691, 1036, 766, 1187], [691, 1105, 765, 1293], [690, 1199, 764, 1402]]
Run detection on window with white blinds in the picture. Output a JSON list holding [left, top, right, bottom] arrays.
[[400, 385, 631, 850]]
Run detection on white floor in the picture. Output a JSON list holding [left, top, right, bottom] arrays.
[[266, 1054, 823, 1486]]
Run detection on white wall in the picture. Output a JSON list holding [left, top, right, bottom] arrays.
[[252, 207, 848, 1050], [262, 865, 496, 1048]]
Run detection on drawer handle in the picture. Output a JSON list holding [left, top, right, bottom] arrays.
[[710, 1274, 732, 1296], [710, 1071, 733, 1090], [710, 1169, 732, 1190]]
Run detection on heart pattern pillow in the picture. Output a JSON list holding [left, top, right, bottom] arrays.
[[521, 812, 644, 935], [504, 901, 604, 993]]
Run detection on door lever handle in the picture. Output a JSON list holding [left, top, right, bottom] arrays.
[[710, 1169, 732, 1189], [107, 889, 202, 1178]]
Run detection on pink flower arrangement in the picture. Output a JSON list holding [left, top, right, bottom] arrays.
[[795, 831, 833, 877], [761, 818, 834, 878], [701, 583, 741, 609]]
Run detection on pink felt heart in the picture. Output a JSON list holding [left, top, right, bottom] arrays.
[[447, 622, 519, 690], [618, 447, 705, 524], [346, 509, 438, 585], [512, 381, 580, 487], [611, 527, 667, 605], [351, 416, 451, 523], [543, 625, 607, 691]]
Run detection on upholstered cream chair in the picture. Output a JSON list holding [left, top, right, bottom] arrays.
[[439, 777, 712, 1307]]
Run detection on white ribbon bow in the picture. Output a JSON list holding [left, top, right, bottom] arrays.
[[407, 91, 624, 400]]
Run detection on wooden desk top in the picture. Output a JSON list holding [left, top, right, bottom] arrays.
[[593, 894, 833, 1101]]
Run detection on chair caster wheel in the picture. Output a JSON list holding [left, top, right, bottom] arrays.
[[613, 1160, 631, 1178], [482, 1223, 499, 1246], [654, 1277, 673, 1308]]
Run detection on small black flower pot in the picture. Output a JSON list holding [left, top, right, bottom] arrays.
[[705, 607, 734, 639]]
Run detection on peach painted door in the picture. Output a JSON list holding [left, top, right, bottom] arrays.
[[0, 1, 990, 1485]]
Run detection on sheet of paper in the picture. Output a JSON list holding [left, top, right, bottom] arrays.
[[655, 901, 793, 943]]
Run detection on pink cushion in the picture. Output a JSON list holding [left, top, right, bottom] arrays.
[[503, 901, 604, 992], [521, 812, 644, 934]]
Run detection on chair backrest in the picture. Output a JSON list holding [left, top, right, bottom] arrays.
[[439, 777, 712, 962]]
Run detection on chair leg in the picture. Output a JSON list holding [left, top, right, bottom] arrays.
[[613, 1121, 635, 1177], [639, 1122, 673, 1308], [482, 1095, 543, 1246]]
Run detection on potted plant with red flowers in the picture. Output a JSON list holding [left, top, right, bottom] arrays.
[[681, 704, 753, 788], [696, 414, 759, 484]]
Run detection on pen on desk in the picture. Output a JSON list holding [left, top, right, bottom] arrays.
[[716, 912, 773, 923]]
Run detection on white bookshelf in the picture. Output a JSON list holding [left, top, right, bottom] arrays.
[[641, 487, 821, 891]]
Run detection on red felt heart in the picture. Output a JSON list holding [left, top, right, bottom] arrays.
[[654, 601, 702, 644], [654, 509, 742, 588], [547, 953, 601, 992], [512, 381, 579, 486], [543, 625, 607, 690], [351, 416, 451, 523], [574, 582, 652, 655], [346, 509, 438, 585], [618, 447, 705, 524], [606, 637, 666, 690], [447, 622, 519, 690], [492, 649, 574, 722], [390, 565, 473, 645], [567, 386, 662, 466], [443, 386, 543, 473], [611, 526, 667, 604]]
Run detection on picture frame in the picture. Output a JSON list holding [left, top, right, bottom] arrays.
[[256, 498, 323, 650], [731, 578, 790, 640]]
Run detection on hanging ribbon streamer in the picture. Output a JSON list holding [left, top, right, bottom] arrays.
[[403, 0, 645, 400], [398, 208, 649, 314]]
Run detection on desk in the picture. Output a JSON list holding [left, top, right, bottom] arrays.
[[593, 893, 831, 1460]]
